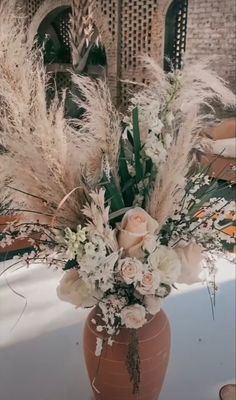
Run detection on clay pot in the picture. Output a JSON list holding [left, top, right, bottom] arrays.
[[83, 307, 171, 400], [200, 118, 236, 182], [0, 215, 32, 254]]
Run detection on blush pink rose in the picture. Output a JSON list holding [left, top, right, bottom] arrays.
[[117, 208, 159, 257], [56, 269, 102, 308], [120, 304, 147, 329], [118, 258, 143, 284], [136, 271, 160, 295]]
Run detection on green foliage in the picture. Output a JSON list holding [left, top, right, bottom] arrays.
[[132, 107, 144, 184], [63, 258, 78, 270]]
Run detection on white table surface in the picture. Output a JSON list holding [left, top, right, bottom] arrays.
[[0, 257, 235, 400]]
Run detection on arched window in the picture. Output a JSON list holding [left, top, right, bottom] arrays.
[[164, 0, 188, 72], [37, 6, 72, 65], [36, 5, 107, 117], [36, 6, 107, 73]]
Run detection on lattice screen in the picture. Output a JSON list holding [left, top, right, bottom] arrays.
[[98, 0, 117, 39], [26, 0, 45, 22], [164, 0, 188, 71], [55, 71, 71, 92], [52, 7, 71, 62], [173, 0, 188, 69], [120, 0, 157, 107]]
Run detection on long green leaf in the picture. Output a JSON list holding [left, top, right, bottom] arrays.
[[103, 173, 124, 212], [132, 107, 143, 183]]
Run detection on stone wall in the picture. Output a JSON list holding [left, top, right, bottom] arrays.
[[186, 0, 236, 92]]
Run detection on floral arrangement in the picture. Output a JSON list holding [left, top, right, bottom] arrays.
[[0, 2, 235, 394]]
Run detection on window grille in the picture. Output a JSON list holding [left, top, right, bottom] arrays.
[[120, 0, 157, 107], [26, 0, 45, 22], [164, 0, 188, 71]]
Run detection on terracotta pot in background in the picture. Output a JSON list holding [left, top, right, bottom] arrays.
[[83, 307, 171, 400], [200, 118, 236, 182], [0, 215, 32, 254]]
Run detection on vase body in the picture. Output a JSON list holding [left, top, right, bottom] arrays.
[[83, 307, 171, 400]]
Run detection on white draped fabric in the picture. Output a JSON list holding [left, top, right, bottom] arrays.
[[0, 258, 235, 400]]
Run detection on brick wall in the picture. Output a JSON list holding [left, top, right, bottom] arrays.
[[12, 0, 236, 102], [186, 0, 236, 92]]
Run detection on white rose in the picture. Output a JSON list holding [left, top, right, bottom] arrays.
[[136, 271, 160, 295], [175, 242, 204, 284], [148, 246, 181, 285], [144, 295, 162, 315], [118, 258, 143, 284], [117, 208, 159, 258], [143, 234, 157, 254], [56, 269, 103, 308], [120, 304, 147, 329]]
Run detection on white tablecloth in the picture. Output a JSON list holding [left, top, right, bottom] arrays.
[[0, 258, 235, 400]]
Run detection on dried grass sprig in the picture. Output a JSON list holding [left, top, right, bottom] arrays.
[[148, 109, 199, 225]]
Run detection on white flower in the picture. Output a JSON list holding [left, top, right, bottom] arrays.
[[120, 304, 147, 329], [118, 258, 143, 284], [84, 242, 97, 257], [148, 246, 181, 285], [76, 225, 87, 243], [142, 234, 157, 254], [175, 242, 204, 284], [64, 226, 88, 260], [96, 325, 103, 332], [144, 295, 162, 315], [95, 337, 103, 356], [56, 270, 103, 308], [107, 337, 114, 346], [136, 270, 160, 295]]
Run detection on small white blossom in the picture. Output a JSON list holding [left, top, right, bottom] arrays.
[[95, 337, 103, 357]]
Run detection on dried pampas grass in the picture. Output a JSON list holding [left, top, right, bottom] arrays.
[[0, 2, 87, 227], [137, 57, 236, 224], [71, 74, 122, 181]]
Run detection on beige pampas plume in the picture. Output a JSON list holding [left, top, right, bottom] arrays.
[[139, 57, 236, 225], [0, 1, 87, 227], [71, 73, 122, 181]]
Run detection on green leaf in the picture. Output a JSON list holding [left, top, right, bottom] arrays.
[[119, 140, 132, 185], [127, 130, 134, 146], [132, 107, 143, 183], [118, 139, 135, 206], [109, 207, 132, 221], [63, 259, 78, 270], [103, 173, 125, 212]]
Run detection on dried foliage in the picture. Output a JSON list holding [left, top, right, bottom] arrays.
[[132, 57, 236, 225], [0, 2, 87, 227], [71, 73, 122, 182]]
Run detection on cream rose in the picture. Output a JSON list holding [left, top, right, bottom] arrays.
[[118, 208, 159, 258], [144, 295, 162, 315], [136, 270, 160, 295], [148, 246, 181, 285], [120, 304, 147, 329], [174, 242, 204, 284], [118, 258, 143, 284], [56, 269, 102, 308]]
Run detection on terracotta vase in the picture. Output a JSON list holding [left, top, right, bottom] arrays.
[[0, 215, 32, 254], [83, 307, 171, 400]]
